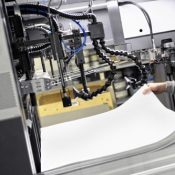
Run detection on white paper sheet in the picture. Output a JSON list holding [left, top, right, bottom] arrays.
[[41, 86, 175, 171]]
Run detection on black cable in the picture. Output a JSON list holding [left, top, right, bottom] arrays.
[[99, 39, 147, 86], [8, 3, 146, 100], [28, 43, 51, 53], [73, 39, 116, 100], [25, 26, 51, 53], [7, 4, 97, 54], [23, 2, 143, 99], [40, 53, 46, 72], [49, 56, 55, 77], [13, 4, 97, 23], [79, 64, 89, 94]]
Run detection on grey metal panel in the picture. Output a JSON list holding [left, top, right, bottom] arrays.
[[107, 0, 125, 47], [0, 117, 33, 175], [0, 1, 21, 120], [0, 73, 16, 110], [125, 30, 175, 51], [0, 1, 37, 173]]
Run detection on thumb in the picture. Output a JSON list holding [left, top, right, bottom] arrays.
[[143, 85, 151, 95]]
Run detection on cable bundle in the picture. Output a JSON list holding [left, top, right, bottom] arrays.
[[7, 3, 147, 100]]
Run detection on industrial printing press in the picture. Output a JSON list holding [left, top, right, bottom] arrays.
[[1, 0, 175, 174]]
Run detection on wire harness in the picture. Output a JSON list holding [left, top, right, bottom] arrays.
[[8, 3, 147, 100]]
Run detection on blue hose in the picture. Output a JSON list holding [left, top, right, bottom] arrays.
[[64, 20, 87, 63]]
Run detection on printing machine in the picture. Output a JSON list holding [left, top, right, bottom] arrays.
[[1, 0, 175, 174]]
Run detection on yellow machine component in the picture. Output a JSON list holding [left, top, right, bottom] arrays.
[[37, 91, 113, 117], [36, 81, 115, 127]]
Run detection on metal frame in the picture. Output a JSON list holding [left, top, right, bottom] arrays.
[[1, 0, 175, 174], [107, 0, 125, 48], [0, 0, 36, 174]]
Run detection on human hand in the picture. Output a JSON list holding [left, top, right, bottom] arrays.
[[143, 82, 167, 95]]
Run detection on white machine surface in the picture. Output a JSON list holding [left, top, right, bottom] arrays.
[[41, 86, 175, 171]]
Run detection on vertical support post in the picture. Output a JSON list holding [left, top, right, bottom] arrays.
[[0, 0, 37, 174], [107, 0, 126, 50]]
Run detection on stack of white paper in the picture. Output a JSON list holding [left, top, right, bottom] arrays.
[[41, 86, 175, 171]]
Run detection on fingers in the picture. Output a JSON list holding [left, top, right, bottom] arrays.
[[142, 82, 167, 95], [143, 86, 151, 95], [143, 84, 153, 95]]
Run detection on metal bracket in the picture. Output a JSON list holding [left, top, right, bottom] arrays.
[[20, 78, 51, 94]]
